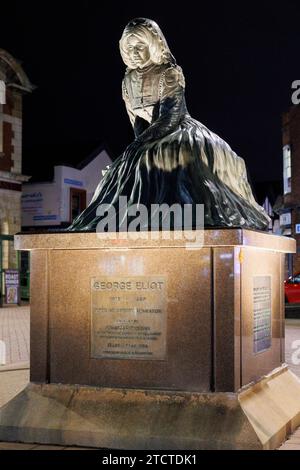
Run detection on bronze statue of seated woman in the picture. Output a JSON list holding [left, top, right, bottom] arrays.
[[68, 18, 270, 232]]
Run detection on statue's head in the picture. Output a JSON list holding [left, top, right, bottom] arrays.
[[119, 18, 175, 69]]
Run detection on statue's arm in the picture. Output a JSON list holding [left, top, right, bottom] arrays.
[[122, 79, 135, 128], [135, 65, 186, 144]]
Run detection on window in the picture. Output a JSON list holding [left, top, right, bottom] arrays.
[[72, 193, 81, 219], [0, 81, 5, 104], [294, 274, 300, 284], [0, 120, 2, 153], [280, 211, 291, 226], [283, 144, 291, 194], [69, 188, 86, 222], [0, 222, 9, 292]]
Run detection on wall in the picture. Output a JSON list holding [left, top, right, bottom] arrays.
[[22, 149, 112, 227], [22, 184, 61, 227], [0, 88, 22, 175]]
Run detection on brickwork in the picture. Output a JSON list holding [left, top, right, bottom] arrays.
[[0, 189, 21, 231], [0, 49, 32, 247], [1, 121, 13, 172], [2, 88, 13, 116], [0, 189, 22, 266], [1, 114, 23, 175], [0, 88, 22, 175]]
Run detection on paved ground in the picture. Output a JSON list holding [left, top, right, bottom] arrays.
[[0, 305, 29, 368], [278, 427, 300, 450], [285, 319, 300, 377], [0, 369, 29, 409], [0, 305, 300, 450], [0, 442, 93, 450]]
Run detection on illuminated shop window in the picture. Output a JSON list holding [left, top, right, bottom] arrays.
[[0, 81, 5, 104], [0, 121, 2, 153], [283, 144, 291, 194]]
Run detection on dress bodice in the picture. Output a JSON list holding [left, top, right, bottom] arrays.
[[122, 63, 185, 124]]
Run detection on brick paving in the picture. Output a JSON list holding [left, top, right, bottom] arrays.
[[0, 305, 29, 368], [278, 319, 300, 451], [0, 442, 94, 450], [285, 319, 300, 377], [0, 369, 29, 408], [278, 427, 300, 450]]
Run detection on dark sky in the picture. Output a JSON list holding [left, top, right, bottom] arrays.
[[1, 1, 299, 183]]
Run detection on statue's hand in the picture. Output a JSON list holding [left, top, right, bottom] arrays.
[[101, 165, 110, 177]]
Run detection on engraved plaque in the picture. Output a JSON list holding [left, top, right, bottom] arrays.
[[91, 276, 167, 360], [253, 275, 272, 354]]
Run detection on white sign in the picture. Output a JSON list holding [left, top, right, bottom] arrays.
[[280, 212, 291, 226], [22, 188, 61, 226]]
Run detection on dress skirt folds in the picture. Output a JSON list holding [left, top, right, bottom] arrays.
[[68, 63, 270, 231]]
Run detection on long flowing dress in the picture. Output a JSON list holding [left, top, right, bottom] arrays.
[[68, 62, 270, 231]]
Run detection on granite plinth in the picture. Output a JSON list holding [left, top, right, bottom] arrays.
[[14, 229, 295, 392], [2, 228, 297, 450]]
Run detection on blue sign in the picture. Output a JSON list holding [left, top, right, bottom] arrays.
[[64, 178, 83, 187], [33, 215, 58, 221], [296, 224, 300, 234]]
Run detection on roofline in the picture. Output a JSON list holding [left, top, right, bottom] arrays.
[[76, 142, 113, 170], [0, 48, 34, 92]]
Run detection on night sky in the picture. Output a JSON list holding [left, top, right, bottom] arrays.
[[1, 1, 299, 184]]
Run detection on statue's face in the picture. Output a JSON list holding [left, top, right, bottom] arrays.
[[126, 34, 151, 68]]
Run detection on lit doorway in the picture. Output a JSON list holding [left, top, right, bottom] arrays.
[[70, 188, 86, 223]]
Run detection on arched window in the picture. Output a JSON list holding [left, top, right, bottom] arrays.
[[0, 80, 5, 104]]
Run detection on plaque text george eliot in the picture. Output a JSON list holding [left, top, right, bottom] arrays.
[[91, 276, 167, 360]]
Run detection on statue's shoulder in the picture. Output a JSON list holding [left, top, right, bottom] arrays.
[[123, 67, 132, 82], [122, 68, 133, 96], [163, 63, 185, 89]]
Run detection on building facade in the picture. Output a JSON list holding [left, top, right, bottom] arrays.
[[21, 146, 112, 230], [0, 49, 33, 272], [281, 104, 300, 274]]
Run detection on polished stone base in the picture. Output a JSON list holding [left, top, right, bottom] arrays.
[[0, 366, 299, 450], [14, 229, 296, 392], [9, 229, 297, 449]]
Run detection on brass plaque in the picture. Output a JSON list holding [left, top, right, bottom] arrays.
[[91, 276, 167, 360], [253, 275, 272, 354]]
